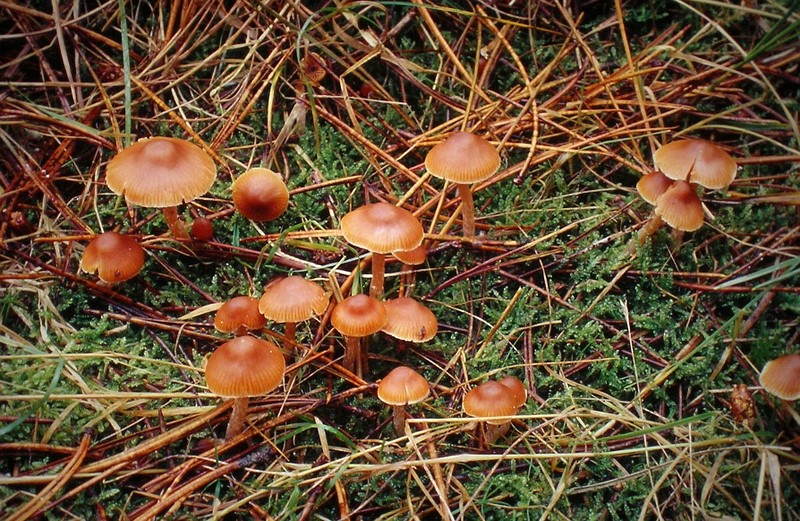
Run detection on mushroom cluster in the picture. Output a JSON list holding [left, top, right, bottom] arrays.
[[629, 138, 737, 252]]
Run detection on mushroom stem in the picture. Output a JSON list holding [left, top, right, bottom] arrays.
[[225, 396, 249, 440], [456, 183, 476, 238], [162, 206, 189, 239], [343, 335, 362, 376], [369, 253, 386, 299], [483, 422, 511, 446], [627, 211, 663, 254], [284, 322, 298, 358], [391, 404, 407, 435]]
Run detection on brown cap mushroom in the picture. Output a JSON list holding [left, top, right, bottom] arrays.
[[424, 131, 501, 237], [653, 139, 737, 190], [231, 168, 290, 222], [340, 203, 424, 298], [214, 296, 267, 336], [377, 366, 430, 434], [106, 137, 216, 238], [759, 353, 800, 401], [636, 171, 675, 205], [654, 180, 705, 232], [382, 297, 438, 343], [331, 294, 387, 375], [258, 276, 329, 354], [205, 336, 285, 439], [80, 231, 145, 284], [463, 379, 523, 446]]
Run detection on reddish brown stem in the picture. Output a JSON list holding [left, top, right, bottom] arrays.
[[225, 397, 249, 440], [456, 183, 476, 238]]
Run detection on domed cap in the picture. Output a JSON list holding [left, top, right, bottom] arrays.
[[340, 203, 424, 254], [106, 137, 217, 207], [232, 168, 290, 222], [463, 380, 521, 425], [214, 296, 267, 334], [653, 139, 737, 190], [258, 276, 329, 323], [331, 294, 387, 337], [205, 336, 285, 397], [377, 366, 430, 406], [654, 181, 705, 232], [636, 171, 675, 205], [382, 297, 438, 342], [759, 353, 800, 401], [424, 131, 501, 184], [80, 231, 145, 283]]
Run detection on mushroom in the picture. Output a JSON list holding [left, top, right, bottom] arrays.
[[629, 139, 736, 253], [381, 297, 438, 344], [392, 244, 427, 297], [463, 379, 525, 447], [340, 202, 424, 299], [231, 168, 290, 222], [258, 276, 329, 355], [205, 336, 285, 439], [330, 294, 387, 376], [214, 296, 267, 337], [653, 139, 737, 190], [377, 366, 430, 435], [80, 231, 145, 284], [759, 353, 800, 401], [106, 137, 217, 239], [653, 181, 705, 233], [190, 216, 214, 241], [424, 131, 501, 238]]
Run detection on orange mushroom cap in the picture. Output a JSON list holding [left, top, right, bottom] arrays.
[[636, 171, 675, 206], [377, 366, 430, 406], [258, 276, 329, 323], [653, 139, 737, 190], [106, 137, 216, 207], [231, 168, 290, 222], [654, 181, 705, 232], [463, 381, 521, 425], [80, 231, 145, 283], [759, 353, 800, 401], [340, 203, 424, 254], [382, 297, 438, 342], [205, 336, 285, 398], [424, 131, 501, 184], [214, 296, 267, 334], [331, 294, 387, 337]]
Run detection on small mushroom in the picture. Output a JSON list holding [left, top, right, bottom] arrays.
[[106, 137, 216, 239], [392, 244, 427, 297], [377, 366, 430, 435], [654, 181, 705, 233], [381, 297, 438, 344], [258, 276, 329, 356], [205, 336, 285, 439], [214, 296, 267, 337], [330, 294, 387, 376], [80, 231, 145, 284], [424, 131, 501, 238], [463, 379, 524, 447], [653, 139, 737, 190], [759, 353, 800, 401], [231, 168, 290, 222], [340, 202, 424, 299]]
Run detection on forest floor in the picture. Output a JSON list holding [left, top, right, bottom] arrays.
[[1, 1, 798, 519]]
